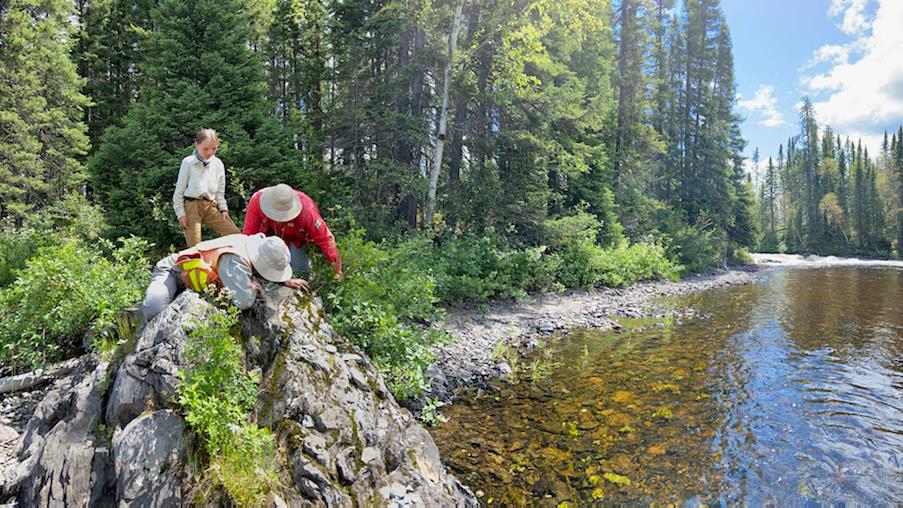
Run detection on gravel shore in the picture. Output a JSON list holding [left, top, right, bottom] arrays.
[[428, 266, 761, 400]]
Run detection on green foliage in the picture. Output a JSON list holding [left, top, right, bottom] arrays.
[[758, 231, 782, 253], [648, 208, 726, 273], [0, 222, 46, 287], [545, 212, 681, 288], [74, 0, 155, 147], [313, 229, 446, 399], [424, 235, 558, 305], [0, 0, 90, 222], [0, 236, 151, 373], [419, 397, 448, 427], [667, 222, 725, 274], [177, 304, 280, 507]]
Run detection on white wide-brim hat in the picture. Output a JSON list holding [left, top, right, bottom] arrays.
[[245, 233, 292, 283], [260, 184, 302, 222]]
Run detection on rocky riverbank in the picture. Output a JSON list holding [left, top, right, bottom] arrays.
[[427, 265, 762, 401]]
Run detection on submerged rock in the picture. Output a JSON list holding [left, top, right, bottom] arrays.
[[2, 288, 476, 507]]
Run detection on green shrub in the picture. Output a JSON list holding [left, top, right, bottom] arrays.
[[593, 242, 682, 287], [0, 236, 151, 373], [667, 221, 726, 273], [0, 223, 47, 287], [425, 235, 557, 305], [0, 194, 110, 287], [545, 212, 681, 288], [178, 303, 280, 507], [648, 208, 726, 273], [544, 210, 608, 247], [313, 230, 446, 399]]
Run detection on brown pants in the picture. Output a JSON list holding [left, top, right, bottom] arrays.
[[183, 199, 240, 247]]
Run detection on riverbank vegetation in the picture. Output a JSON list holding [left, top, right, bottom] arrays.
[[1, 0, 754, 397]]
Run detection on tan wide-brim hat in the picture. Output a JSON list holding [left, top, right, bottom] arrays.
[[260, 184, 302, 222], [245, 233, 292, 283]]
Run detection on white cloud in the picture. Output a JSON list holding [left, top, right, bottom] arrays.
[[829, 0, 872, 35], [805, 0, 903, 151], [808, 43, 851, 67], [805, 36, 868, 69], [738, 85, 786, 127]]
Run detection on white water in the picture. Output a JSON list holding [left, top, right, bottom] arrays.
[[752, 253, 903, 269]]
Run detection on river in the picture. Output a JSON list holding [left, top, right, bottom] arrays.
[[430, 266, 903, 504]]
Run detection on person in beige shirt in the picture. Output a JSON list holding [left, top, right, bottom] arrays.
[[172, 128, 240, 246]]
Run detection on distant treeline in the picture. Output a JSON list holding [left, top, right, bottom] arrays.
[[753, 98, 903, 257]]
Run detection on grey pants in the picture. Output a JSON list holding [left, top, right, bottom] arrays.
[[142, 253, 181, 320], [290, 243, 310, 278]]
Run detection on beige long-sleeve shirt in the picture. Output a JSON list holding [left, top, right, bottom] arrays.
[[172, 154, 229, 219]]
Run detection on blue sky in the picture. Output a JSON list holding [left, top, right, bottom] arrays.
[[721, 0, 903, 176]]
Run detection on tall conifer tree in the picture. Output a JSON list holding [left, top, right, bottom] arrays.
[[0, 0, 91, 221]]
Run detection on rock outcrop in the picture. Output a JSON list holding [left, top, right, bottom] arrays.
[[2, 287, 475, 507]]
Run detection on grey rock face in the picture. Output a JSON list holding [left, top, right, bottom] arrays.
[[3, 356, 114, 506], [3, 288, 475, 507], [113, 410, 186, 507], [106, 293, 207, 429], [254, 287, 476, 506]]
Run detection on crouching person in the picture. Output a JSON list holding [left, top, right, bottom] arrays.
[[142, 233, 308, 320]]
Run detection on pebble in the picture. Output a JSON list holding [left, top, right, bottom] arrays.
[[361, 446, 380, 464]]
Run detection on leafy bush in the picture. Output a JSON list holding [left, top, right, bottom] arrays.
[[593, 242, 681, 286], [544, 210, 609, 247], [648, 208, 726, 273], [0, 236, 151, 373], [667, 220, 726, 273], [313, 230, 446, 399], [424, 234, 557, 305], [545, 212, 680, 288], [0, 223, 46, 287], [178, 303, 280, 507], [0, 194, 110, 287], [32, 193, 110, 242]]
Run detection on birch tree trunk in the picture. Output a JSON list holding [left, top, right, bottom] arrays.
[[425, 0, 463, 228]]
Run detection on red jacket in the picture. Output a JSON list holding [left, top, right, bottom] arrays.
[[242, 189, 341, 271]]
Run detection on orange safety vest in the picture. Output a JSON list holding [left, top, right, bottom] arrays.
[[174, 245, 246, 292]]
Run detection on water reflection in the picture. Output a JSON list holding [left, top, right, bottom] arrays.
[[431, 267, 903, 504]]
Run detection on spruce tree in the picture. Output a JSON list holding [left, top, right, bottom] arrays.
[[89, 0, 299, 248], [75, 0, 155, 147], [0, 0, 91, 221], [765, 157, 778, 237]]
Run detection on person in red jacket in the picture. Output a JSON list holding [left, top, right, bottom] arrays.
[[242, 184, 342, 286]]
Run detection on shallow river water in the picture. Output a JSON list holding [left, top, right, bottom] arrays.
[[430, 267, 903, 504]]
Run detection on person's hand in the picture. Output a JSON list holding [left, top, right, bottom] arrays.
[[334, 269, 344, 281], [250, 279, 263, 293], [178, 216, 188, 230], [284, 278, 310, 291]]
